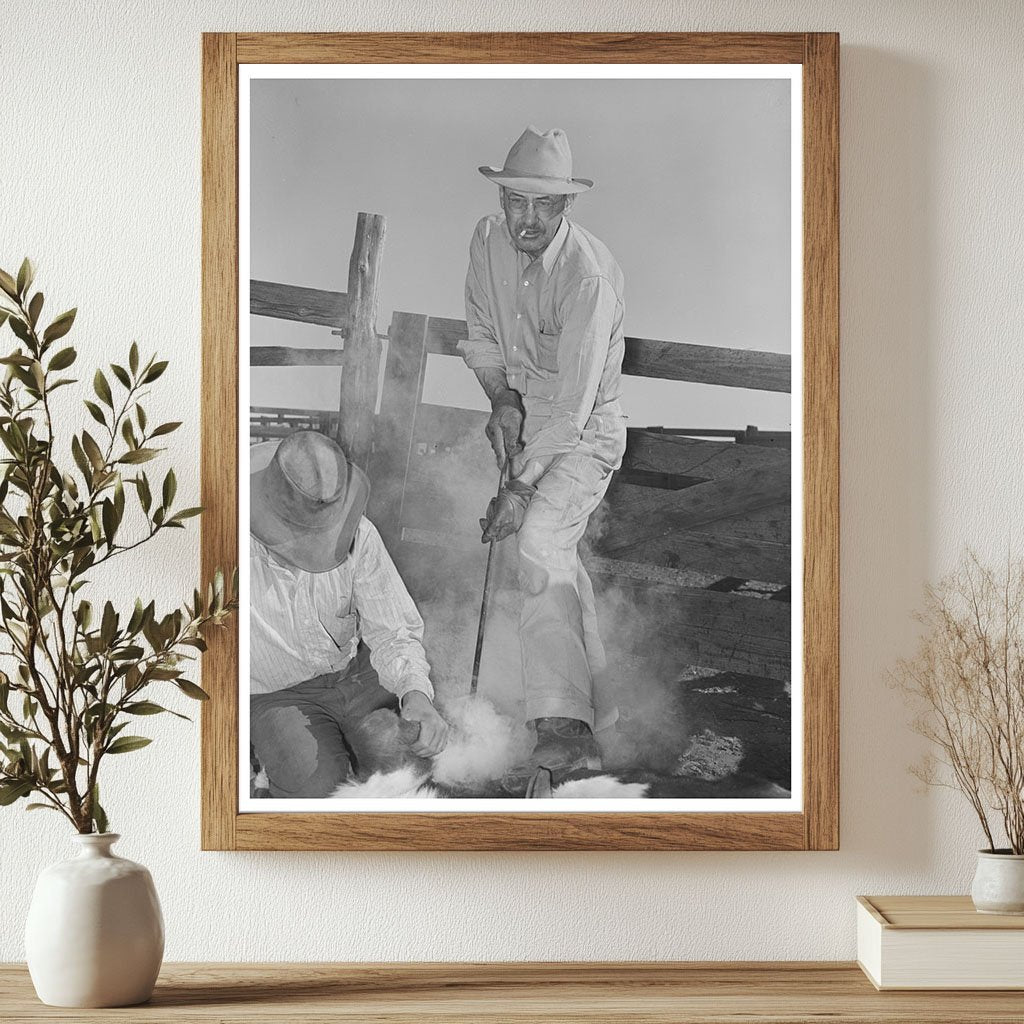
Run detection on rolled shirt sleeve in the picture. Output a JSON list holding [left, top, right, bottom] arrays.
[[352, 521, 434, 703], [521, 275, 619, 462], [460, 218, 507, 372]]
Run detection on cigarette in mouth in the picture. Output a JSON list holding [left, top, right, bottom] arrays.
[[519, 229, 528, 237]]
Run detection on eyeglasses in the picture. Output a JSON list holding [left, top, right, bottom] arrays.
[[503, 193, 566, 215]]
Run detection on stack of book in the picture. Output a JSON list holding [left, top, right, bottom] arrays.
[[857, 895, 1024, 990]]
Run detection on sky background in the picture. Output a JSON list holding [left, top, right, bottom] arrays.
[[249, 73, 794, 430]]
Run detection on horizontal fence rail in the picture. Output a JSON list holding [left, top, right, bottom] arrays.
[[417, 314, 791, 393], [248, 284, 792, 394], [250, 346, 345, 366], [250, 279, 349, 328]]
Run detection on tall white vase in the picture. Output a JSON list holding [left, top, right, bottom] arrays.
[[25, 833, 164, 1007]]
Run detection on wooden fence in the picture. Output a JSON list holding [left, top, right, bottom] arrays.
[[250, 215, 792, 682]]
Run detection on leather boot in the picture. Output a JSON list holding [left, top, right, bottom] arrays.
[[502, 717, 602, 794]]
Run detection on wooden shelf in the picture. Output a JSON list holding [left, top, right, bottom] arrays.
[[3, 962, 1024, 1022]]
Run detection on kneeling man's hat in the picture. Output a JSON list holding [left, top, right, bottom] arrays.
[[479, 126, 593, 194], [250, 431, 369, 573]]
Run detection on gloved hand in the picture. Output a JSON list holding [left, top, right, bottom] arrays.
[[485, 392, 524, 467], [480, 478, 537, 543]]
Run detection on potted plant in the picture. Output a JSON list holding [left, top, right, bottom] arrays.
[[895, 552, 1024, 914], [0, 260, 236, 1005]]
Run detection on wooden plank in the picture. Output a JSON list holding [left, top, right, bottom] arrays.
[[596, 527, 791, 585], [802, 32, 841, 853], [585, 555, 776, 594], [367, 312, 430, 545], [691, 503, 791, 547], [234, 810, 805, 851], [5, 961, 1024, 1022], [337, 213, 386, 469], [624, 429, 789, 478], [199, 32, 238, 853], [249, 279, 348, 328], [250, 346, 344, 366], [251, 405, 336, 417], [236, 32, 809, 64], [593, 576, 791, 681], [599, 466, 790, 558], [425, 316, 790, 391], [621, 338, 790, 392]]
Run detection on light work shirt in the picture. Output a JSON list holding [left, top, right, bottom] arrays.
[[249, 517, 433, 702], [461, 213, 626, 463]]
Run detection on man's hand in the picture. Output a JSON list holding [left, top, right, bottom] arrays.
[[485, 391, 524, 466], [399, 691, 449, 757], [480, 478, 537, 543]]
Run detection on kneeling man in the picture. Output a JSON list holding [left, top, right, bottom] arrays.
[[249, 430, 448, 797]]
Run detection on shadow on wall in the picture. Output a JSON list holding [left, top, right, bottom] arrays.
[[838, 48, 937, 866]]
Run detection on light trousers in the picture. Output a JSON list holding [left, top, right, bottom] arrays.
[[515, 444, 620, 731]]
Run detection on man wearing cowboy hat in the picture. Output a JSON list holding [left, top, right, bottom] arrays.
[[460, 126, 626, 783], [249, 430, 448, 798]]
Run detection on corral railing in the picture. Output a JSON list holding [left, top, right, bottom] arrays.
[[249, 214, 793, 682]]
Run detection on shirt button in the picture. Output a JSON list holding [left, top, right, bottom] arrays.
[[523, 281, 529, 287], [516, 313, 521, 319], [502, 280, 507, 286], [513, 346, 518, 351]]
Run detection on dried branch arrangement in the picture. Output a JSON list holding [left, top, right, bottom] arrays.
[[0, 259, 236, 833], [895, 552, 1024, 853]]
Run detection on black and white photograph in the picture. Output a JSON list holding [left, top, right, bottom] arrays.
[[240, 65, 802, 811]]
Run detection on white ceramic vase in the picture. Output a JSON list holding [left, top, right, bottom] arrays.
[[25, 833, 164, 1007], [970, 849, 1024, 915]]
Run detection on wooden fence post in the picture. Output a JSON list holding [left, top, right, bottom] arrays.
[[337, 212, 386, 469]]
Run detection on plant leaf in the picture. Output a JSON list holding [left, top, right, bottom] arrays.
[[27, 292, 43, 328], [83, 400, 106, 427], [81, 431, 105, 472], [42, 308, 76, 344], [162, 468, 176, 508], [121, 418, 137, 449], [129, 342, 139, 375], [150, 421, 181, 438], [136, 473, 152, 513], [105, 735, 152, 755], [118, 448, 157, 465], [175, 679, 210, 701], [8, 316, 31, 345], [0, 269, 18, 300], [91, 784, 108, 834], [110, 363, 131, 389], [93, 369, 113, 408], [168, 507, 203, 524], [47, 346, 77, 372], [16, 258, 34, 299], [0, 779, 33, 805], [142, 360, 168, 383], [100, 601, 117, 647], [71, 435, 92, 482]]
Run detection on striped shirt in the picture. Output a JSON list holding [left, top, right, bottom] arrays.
[[249, 517, 433, 701], [461, 213, 626, 464]]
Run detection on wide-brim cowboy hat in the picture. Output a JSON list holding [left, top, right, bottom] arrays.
[[250, 432, 370, 574], [479, 125, 593, 195]]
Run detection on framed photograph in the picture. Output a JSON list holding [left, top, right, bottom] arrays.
[[201, 32, 838, 851]]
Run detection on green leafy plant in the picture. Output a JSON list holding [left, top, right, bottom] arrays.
[[0, 259, 236, 833]]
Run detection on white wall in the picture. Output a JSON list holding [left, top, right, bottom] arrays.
[[1, 0, 1021, 962]]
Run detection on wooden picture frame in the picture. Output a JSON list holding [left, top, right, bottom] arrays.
[[201, 32, 838, 851]]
